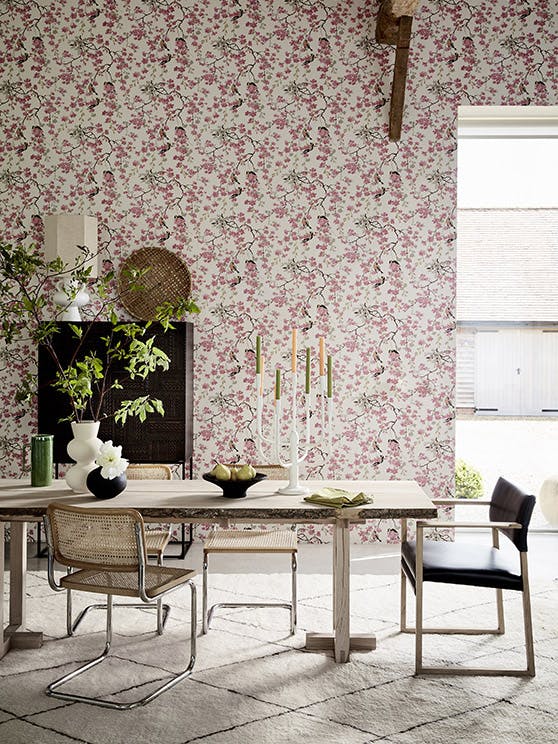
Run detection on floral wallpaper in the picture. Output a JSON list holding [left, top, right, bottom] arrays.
[[0, 0, 555, 543]]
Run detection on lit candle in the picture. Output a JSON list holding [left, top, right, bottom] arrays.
[[256, 335, 262, 374], [305, 347, 311, 394], [327, 355, 333, 398], [260, 355, 265, 396], [291, 328, 297, 373], [275, 369, 281, 400], [319, 337, 325, 376]]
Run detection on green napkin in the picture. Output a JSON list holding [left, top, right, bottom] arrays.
[[304, 487, 373, 508]]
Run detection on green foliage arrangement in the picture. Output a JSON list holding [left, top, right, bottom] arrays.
[[0, 241, 199, 425], [455, 459, 484, 499]]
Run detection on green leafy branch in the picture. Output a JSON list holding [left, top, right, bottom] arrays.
[[0, 240, 200, 425]]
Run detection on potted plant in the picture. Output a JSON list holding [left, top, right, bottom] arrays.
[[0, 240, 199, 490]]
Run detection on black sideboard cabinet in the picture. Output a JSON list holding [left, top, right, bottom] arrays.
[[37, 321, 193, 468]]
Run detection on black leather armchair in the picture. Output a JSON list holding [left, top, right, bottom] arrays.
[[400, 476, 536, 677]]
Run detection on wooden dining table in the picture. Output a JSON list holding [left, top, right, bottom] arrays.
[[0, 478, 436, 663]]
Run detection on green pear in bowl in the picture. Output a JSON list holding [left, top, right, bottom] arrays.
[[209, 463, 231, 481], [236, 464, 256, 481]]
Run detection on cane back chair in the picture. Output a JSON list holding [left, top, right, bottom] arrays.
[[202, 464, 298, 635], [127, 464, 173, 563], [44, 502, 197, 710], [65, 463, 172, 636], [400, 476, 536, 677]]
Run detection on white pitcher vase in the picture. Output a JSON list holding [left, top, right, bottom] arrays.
[[65, 421, 102, 493]]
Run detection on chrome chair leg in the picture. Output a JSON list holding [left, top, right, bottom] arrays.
[[66, 574, 73, 637], [47, 582, 197, 710], [203, 550, 297, 635], [202, 553, 208, 634], [291, 552, 297, 634], [70, 602, 171, 635]]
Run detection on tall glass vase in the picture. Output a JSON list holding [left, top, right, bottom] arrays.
[[65, 421, 102, 493], [31, 434, 53, 487]]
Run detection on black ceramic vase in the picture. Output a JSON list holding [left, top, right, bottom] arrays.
[[86, 467, 127, 499]]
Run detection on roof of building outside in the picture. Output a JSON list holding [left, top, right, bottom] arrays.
[[457, 208, 558, 322]]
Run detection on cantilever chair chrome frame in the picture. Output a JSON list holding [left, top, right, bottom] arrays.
[[202, 464, 298, 635], [66, 464, 172, 636], [400, 476, 536, 677], [202, 529, 297, 634], [44, 502, 197, 710]]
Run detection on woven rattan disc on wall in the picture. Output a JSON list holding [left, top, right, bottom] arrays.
[[118, 247, 191, 320]]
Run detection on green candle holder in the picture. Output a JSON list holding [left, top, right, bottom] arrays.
[[31, 434, 54, 487]]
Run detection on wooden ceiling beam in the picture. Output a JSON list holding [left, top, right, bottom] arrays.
[[375, 0, 419, 142], [389, 15, 413, 142]]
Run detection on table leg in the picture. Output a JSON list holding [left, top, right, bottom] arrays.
[[305, 517, 376, 662], [333, 517, 351, 661], [2, 522, 43, 657], [9, 522, 26, 628]]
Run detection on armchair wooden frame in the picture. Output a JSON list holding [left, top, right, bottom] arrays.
[[400, 481, 536, 677]]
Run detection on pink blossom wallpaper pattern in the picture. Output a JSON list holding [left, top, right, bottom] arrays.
[[0, 0, 555, 542]]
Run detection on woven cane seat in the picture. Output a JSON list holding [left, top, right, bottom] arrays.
[[145, 529, 171, 557], [204, 529, 297, 553], [61, 564, 196, 599]]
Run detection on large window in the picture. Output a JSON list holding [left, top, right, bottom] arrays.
[[456, 106, 558, 529]]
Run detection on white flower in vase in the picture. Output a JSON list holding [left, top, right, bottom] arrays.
[[95, 440, 129, 480]]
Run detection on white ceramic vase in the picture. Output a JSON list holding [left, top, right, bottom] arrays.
[[65, 421, 102, 493]]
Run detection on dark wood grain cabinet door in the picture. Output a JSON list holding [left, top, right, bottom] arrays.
[[37, 321, 193, 465]]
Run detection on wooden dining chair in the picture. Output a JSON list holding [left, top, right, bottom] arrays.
[[202, 464, 298, 635], [400, 476, 536, 676], [43, 502, 197, 710]]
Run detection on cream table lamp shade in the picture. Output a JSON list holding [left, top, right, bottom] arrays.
[[44, 214, 98, 277], [43, 214, 98, 320]]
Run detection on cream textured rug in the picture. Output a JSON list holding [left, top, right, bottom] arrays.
[[1, 568, 557, 744]]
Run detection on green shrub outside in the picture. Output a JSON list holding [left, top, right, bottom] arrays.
[[455, 459, 484, 499]]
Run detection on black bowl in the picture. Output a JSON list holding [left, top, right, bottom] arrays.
[[202, 472, 268, 498]]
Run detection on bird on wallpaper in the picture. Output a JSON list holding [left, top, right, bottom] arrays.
[[232, 0, 244, 21], [301, 219, 314, 243], [87, 83, 100, 110], [246, 81, 259, 98], [231, 85, 243, 110], [373, 184, 387, 200], [15, 134, 28, 156], [86, 174, 99, 199], [230, 175, 242, 199], [158, 220, 171, 243], [372, 352, 385, 378], [302, 130, 314, 155], [448, 40, 459, 64], [302, 41, 315, 65], [159, 40, 172, 65]]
